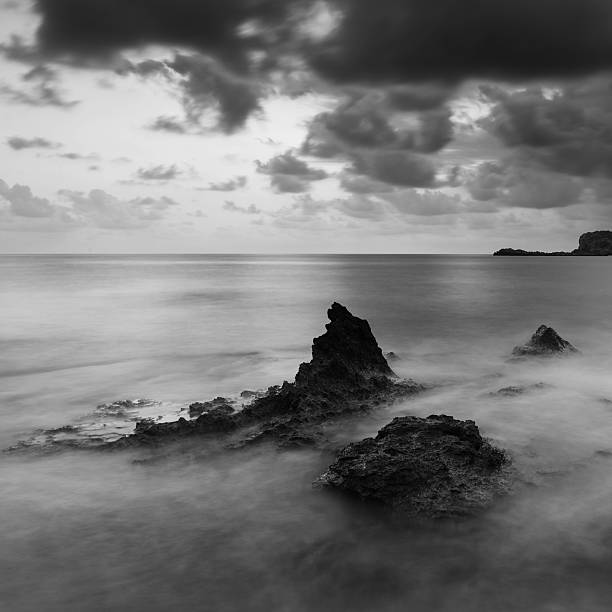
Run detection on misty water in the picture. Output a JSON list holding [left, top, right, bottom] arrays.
[[2, 254, 612, 611]]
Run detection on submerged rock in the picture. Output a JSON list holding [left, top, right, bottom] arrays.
[[512, 325, 578, 357], [490, 382, 550, 397], [115, 302, 422, 448], [318, 415, 508, 518]]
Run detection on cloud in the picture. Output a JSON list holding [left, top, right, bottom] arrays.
[[351, 151, 437, 187], [7, 136, 60, 150], [59, 189, 179, 228], [256, 151, 327, 178], [57, 152, 99, 161], [466, 161, 585, 209], [0, 179, 55, 217], [149, 115, 187, 134], [480, 79, 612, 178], [0, 178, 179, 229], [120, 53, 263, 132], [305, 97, 454, 154], [0, 63, 78, 108], [381, 190, 466, 216], [35, 0, 302, 71], [34, 0, 612, 86], [223, 200, 260, 214], [339, 174, 396, 194], [202, 176, 247, 191], [136, 164, 181, 181], [311, 0, 612, 83], [256, 150, 328, 192]]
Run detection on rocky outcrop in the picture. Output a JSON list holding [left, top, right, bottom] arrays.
[[112, 303, 422, 448], [494, 230, 612, 256], [189, 397, 235, 418], [512, 325, 578, 357], [318, 415, 508, 518], [574, 231, 612, 255]]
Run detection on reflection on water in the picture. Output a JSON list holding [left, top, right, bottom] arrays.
[[2, 255, 612, 611]]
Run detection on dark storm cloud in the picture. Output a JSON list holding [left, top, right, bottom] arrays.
[[466, 161, 585, 209], [311, 0, 612, 83], [34, 0, 612, 84], [121, 54, 262, 132], [350, 151, 437, 188], [7, 136, 59, 150], [34, 0, 304, 71], [304, 97, 453, 154], [480, 81, 612, 178]]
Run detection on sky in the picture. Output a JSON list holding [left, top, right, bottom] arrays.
[[1, 0, 612, 253]]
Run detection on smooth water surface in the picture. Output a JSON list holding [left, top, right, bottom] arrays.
[[2, 254, 612, 611]]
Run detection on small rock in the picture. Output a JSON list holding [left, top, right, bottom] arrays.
[[318, 414, 508, 518], [512, 325, 578, 357]]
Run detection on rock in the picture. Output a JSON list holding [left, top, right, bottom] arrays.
[[294, 302, 395, 390], [493, 248, 570, 256], [512, 325, 578, 357], [493, 230, 612, 256], [573, 230, 612, 256], [115, 303, 422, 448], [240, 389, 266, 399], [189, 397, 235, 418], [384, 351, 399, 361], [318, 415, 508, 518], [490, 382, 550, 396]]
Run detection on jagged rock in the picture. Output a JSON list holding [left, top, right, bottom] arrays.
[[189, 397, 235, 418], [384, 351, 399, 361], [512, 325, 578, 357], [114, 303, 421, 448], [318, 415, 508, 518]]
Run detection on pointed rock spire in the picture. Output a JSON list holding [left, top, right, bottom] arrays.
[[512, 325, 578, 357]]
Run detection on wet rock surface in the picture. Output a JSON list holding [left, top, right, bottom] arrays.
[[512, 325, 578, 357], [112, 303, 423, 449], [318, 415, 508, 518], [188, 397, 235, 418]]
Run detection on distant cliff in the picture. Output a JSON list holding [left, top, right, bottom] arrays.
[[494, 231, 612, 256]]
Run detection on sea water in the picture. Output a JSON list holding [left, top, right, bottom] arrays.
[[2, 254, 612, 611]]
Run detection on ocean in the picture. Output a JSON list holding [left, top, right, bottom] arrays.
[[2, 254, 612, 611]]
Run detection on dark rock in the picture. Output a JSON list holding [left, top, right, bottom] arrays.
[[384, 351, 399, 361], [574, 230, 612, 256], [493, 248, 570, 256], [115, 303, 422, 448], [512, 325, 578, 357], [189, 397, 235, 418], [318, 415, 508, 518], [490, 382, 550, 397], [240, 389, 266, 399], [494, 230, 612, 256]]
